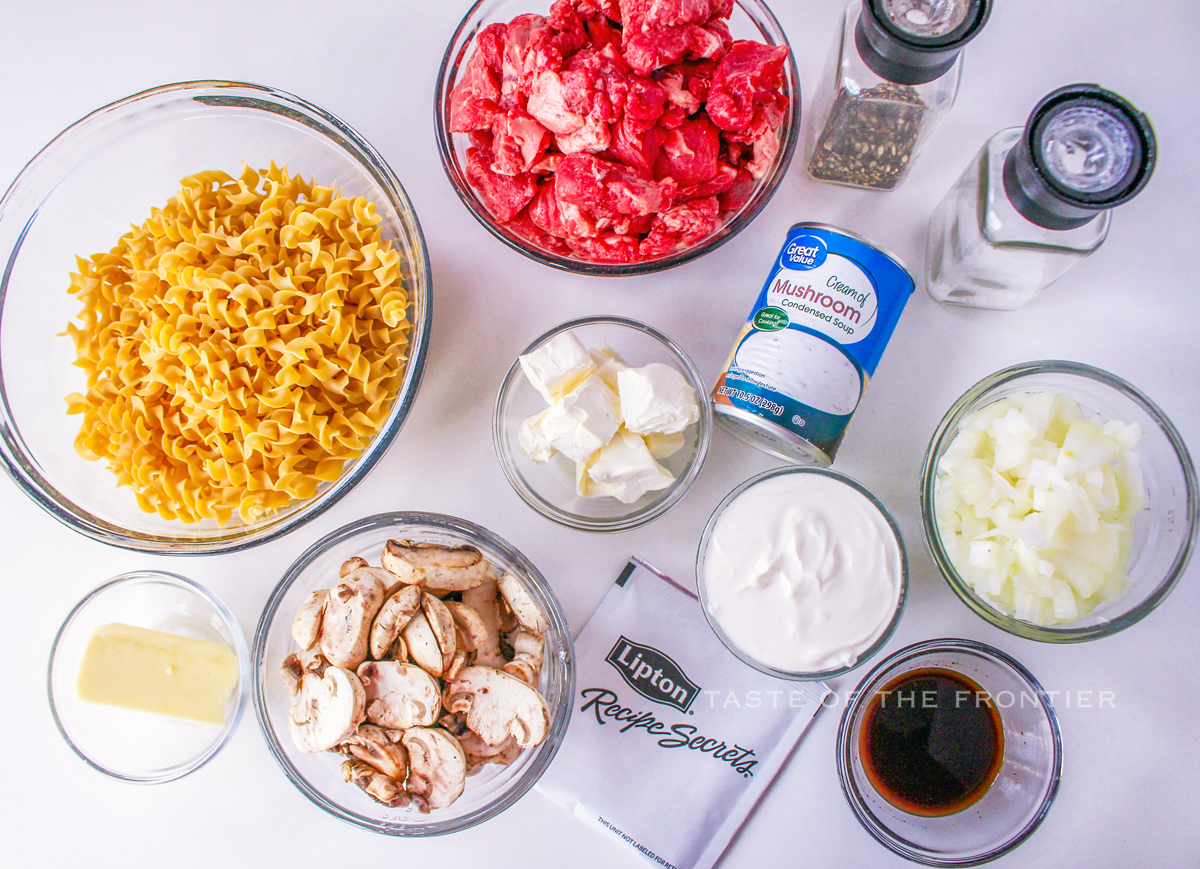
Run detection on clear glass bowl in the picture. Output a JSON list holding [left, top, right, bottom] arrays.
[[434, 0, 801, 275], [47, 571, 250, 784], [838, 639, 1062, 866], [0, 81, 433, 553], [696, 466, 908, 680], [252, 511, 575, 835], [920, 361, 1198, 642], [494, 316, 712, 532]]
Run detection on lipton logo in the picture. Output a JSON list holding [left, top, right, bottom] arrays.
[[605, 636, 699, 713]]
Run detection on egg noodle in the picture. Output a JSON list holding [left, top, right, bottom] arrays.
[[64, 163, 411, 526]]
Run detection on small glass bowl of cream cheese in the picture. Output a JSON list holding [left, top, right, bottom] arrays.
[[697, 467, 908, 679], [47, 571, 250, 783], [494, 316, 712, 533]]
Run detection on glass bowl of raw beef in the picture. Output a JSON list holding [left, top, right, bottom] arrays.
[[435, 0, 801, 275]]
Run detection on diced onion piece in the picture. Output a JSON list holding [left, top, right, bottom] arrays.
[[934, 391, 1144, 626]]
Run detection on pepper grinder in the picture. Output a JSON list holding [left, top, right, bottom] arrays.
[[807, 0, 991, 191], [925, 84, 1156, 310]]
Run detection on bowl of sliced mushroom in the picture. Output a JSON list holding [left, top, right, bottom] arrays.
[[253, 511, 574, 834]]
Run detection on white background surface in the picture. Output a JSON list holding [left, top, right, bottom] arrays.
[[3, 1, 1199, 867]]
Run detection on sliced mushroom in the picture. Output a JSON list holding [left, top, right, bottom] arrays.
[[357, 660, 441, 729], [319, 567, 389, 669], [341, 759, 409, 807], [444, 648, 469, 681], [369, 585, 422, 660], [291, 589, 328, 651], [422, 593, 458, 672], [444, 601, 488, 652], [461, 567, 505, 668], [381, 539, 488, 591], [502, 630, 544, 686], [280, 648, 329, 695], [403, 611, 445, 677], [498, 573, 550, 635], [287, 666, 366, 753], [340, 556, 370, 578], [402, 727, 467, 813], [444, 667, 550, 749], [465, 736, 521, 774], [338, 724, 409, 781]]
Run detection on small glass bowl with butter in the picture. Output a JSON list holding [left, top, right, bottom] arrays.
[[697, 466, 908, 680], [494, 316, 712, 532], [47, 571, 250, 783]]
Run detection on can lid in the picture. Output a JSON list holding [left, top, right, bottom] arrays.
[[855, 0, 991, 85], [1003, 84, 1157, 230]]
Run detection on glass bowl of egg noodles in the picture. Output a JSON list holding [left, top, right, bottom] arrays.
[[921, 361, 1197, 642], [0, 81, 432, 553], [493, 315, 712, 532]]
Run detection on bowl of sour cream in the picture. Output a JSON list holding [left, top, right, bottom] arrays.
[[697, 467, 908, 679]]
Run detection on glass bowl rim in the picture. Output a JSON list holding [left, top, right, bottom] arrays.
[[251, 509, 576, 836], [432, 0, 802, 276], [492, 314, 713, 533], [46, 569, 251, 784], [695, 465, 909, 680], [835, 637, 1063, 867], [919, 359, 1199, 642], [0, 79, 434, 554]]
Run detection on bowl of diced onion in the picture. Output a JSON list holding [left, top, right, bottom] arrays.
[[920, 361, 1197, 642]]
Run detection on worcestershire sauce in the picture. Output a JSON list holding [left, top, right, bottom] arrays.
[[861, 668, 1004, 816]]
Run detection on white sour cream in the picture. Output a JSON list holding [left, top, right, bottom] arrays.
[[702, 472, 903, 673]]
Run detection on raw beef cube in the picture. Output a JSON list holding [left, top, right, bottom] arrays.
[[718, 168, 756, 211], [639, 196, 720, 256], [530, 182, 601, 239], [610, 118, 665, 173], [707, 40, 789, 132], [491, 109, 550, 175], [548, 0, 590, 58], [654, 116, 720, 186], [623, 26, 690, 75], [677, 160, 737, 200], [556, 153, 676, 216], [500, 14, 548, 109], [618, 0, 732, 31], [467, 148, 539, 222], [527, 70, 586, 134], [507, 207, 573, 254], [562, 45, 632, 124], [556, 112, 612, 154], [449, 49, 502, 132], [576, 0, 622, 20], [566, 231, 642, 263], [625, 75, 667, 132], [745, 123, 780, 180], [584, 12, 623, 50], [477, 23, 508, 74]]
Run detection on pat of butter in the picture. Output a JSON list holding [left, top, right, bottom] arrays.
[[520, 332, 597, 404], [617, 363, 700, 435], [76, 623, 239, 725]]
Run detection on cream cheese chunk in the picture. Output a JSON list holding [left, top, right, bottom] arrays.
[[589, 347, 629, 391], [617, 363, 700, 435], [587, 428, 675, 504], [541, 374, 622, 463], [76, 623, 239, 725], [643, 429, 685, 459], [519, 332, 596, 404], [518, 407, 555, 463]]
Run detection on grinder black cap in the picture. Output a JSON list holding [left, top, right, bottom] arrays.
[[855, 0, 991, 86], [1003, 84, 1157, 231]]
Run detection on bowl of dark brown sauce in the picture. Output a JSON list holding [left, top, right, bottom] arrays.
[[837, 639, 1062, 865]]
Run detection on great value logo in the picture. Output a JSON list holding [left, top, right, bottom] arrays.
[[606, 636, 699, 713]]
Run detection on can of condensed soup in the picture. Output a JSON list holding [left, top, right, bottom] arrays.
[[712, 223, 914, 465]]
